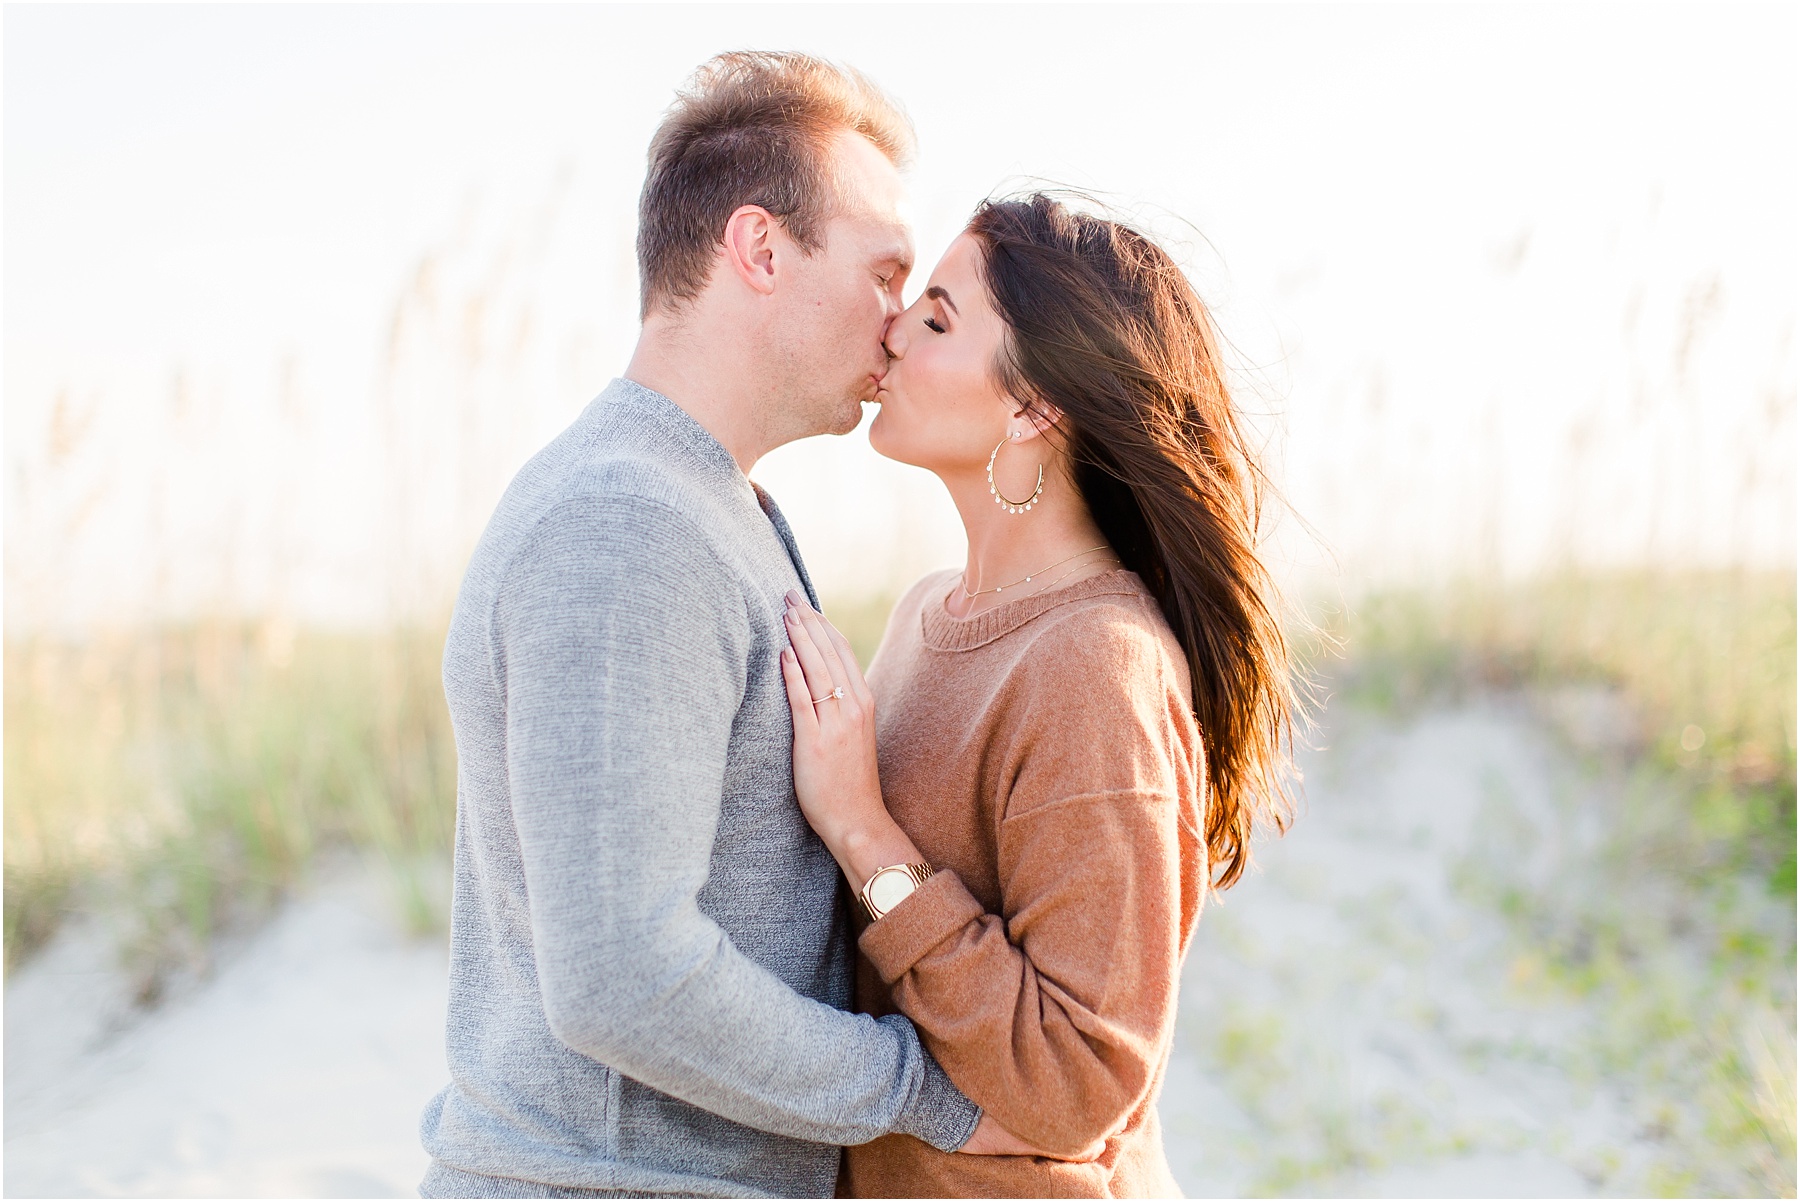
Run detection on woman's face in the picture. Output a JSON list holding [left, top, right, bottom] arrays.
[[869, 233, 1019, 474]]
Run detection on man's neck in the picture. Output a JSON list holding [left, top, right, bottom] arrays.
[[625, 314, 767, 474]]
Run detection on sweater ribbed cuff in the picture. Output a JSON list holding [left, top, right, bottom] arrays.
[[858, 868, 985, 984], [864, 871, 985, 1152], [880, 1013, 982, 1152]]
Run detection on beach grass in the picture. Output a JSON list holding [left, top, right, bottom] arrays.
[[1329, 568, 1795, 897], [1321, 567, 1796, 1196], [3, 594, 905, 989], [6, 568, 1793, 1194], [8, 571, 1790, 963], [4, 622, 455, 996]]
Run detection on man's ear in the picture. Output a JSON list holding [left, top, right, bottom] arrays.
[[721, 205, 780, 297]]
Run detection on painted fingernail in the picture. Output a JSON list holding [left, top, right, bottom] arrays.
[[785, 589, 804, 607]]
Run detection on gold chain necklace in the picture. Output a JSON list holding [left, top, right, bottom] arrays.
[[959, 544, 1114, 600], [1017, 556, 1121, 600]]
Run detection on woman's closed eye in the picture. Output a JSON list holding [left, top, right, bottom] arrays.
[[923, 316, 946, 333]]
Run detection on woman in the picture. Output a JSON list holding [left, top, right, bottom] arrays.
[[778, 194, 1298, 1198]]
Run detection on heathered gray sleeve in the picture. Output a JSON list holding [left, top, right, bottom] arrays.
[[491, 493, 979, 1152]]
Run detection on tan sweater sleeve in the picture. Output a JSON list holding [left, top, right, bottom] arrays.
[[858, 605, 1202, 1156]]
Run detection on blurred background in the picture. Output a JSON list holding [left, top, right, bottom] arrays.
[[5, 4, 1793, 1198]]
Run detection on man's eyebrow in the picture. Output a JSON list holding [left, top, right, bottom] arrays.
[[874, 239, 912, 274], [925, 285, 959, 315]]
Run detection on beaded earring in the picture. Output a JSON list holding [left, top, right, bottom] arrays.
[[987, 432, 1044, 515]]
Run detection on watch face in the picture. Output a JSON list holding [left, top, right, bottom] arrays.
[[868, 869, 916, 915]]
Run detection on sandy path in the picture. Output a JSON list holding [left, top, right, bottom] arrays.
[[1161, 697, 1656, 1196], [5, 866, 448, 1198], [7, 697, 1661, 1198]]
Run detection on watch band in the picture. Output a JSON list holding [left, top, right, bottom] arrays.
[[858, 862, 936, 923]]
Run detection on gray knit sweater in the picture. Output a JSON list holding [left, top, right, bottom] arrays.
[[419, 380, 980, 1198]]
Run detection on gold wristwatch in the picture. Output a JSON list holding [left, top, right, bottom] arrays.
[[858, 862, 935, 922]]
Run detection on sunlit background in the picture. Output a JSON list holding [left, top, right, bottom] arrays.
[[6, 5, 1794, 1198]]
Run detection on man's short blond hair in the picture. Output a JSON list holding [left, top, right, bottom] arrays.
[[637, 52, 915, 316]]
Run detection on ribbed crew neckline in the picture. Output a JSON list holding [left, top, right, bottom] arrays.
[[920, 568, 1148, 652]]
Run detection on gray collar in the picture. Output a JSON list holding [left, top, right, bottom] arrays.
[[592, 377, 820, 611], [595, 376, 747, 488]]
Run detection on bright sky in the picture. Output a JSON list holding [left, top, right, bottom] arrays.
[[6, 4, 1795, 630]]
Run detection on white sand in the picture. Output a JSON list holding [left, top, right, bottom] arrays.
[[7, 696, 1664, 1198], [5, 866, 448, 1198], [1161, 696, 1658, 1196]]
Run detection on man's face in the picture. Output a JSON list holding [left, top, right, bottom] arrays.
[[766, 129, 913, 442]]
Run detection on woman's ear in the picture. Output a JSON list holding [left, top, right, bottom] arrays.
[[1008, 402, 1063, 444]]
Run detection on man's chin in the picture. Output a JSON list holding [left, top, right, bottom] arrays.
[[826, 398, 870, 436]]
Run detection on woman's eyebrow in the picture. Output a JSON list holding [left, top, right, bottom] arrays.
[[925, 285, 960, 315]]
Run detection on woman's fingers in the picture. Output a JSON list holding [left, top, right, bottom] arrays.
[[779, 647, 818, 736], [820, 619, 874, 707], [785, 594, 852, 695], [784, 601, 843, 703]]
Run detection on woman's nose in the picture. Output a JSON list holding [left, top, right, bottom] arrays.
[[883, 313, 908, 360]]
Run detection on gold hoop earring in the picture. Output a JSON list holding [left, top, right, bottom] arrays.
[[987, 434, 1044, 514]]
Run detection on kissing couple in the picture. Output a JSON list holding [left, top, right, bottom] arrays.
[[418, 51, 1297, 1200]]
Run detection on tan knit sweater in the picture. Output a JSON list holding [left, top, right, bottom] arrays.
[[841, 568, 1207, 1199]]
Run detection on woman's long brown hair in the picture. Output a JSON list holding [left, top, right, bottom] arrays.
[[967, 193, 1299, 889]]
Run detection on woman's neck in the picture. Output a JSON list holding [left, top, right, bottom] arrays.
[[939, 463, 1115, 618]]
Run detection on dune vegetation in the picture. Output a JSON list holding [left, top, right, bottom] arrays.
[[5, 567, 1792, 1190], [4, 623, 454, 998], [1325, 569, 1795, 1196]]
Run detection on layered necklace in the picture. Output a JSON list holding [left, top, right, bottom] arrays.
[[958, 544, 1118, 602]]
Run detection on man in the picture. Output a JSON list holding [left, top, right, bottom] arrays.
[[417, 53, 981, 1198]]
